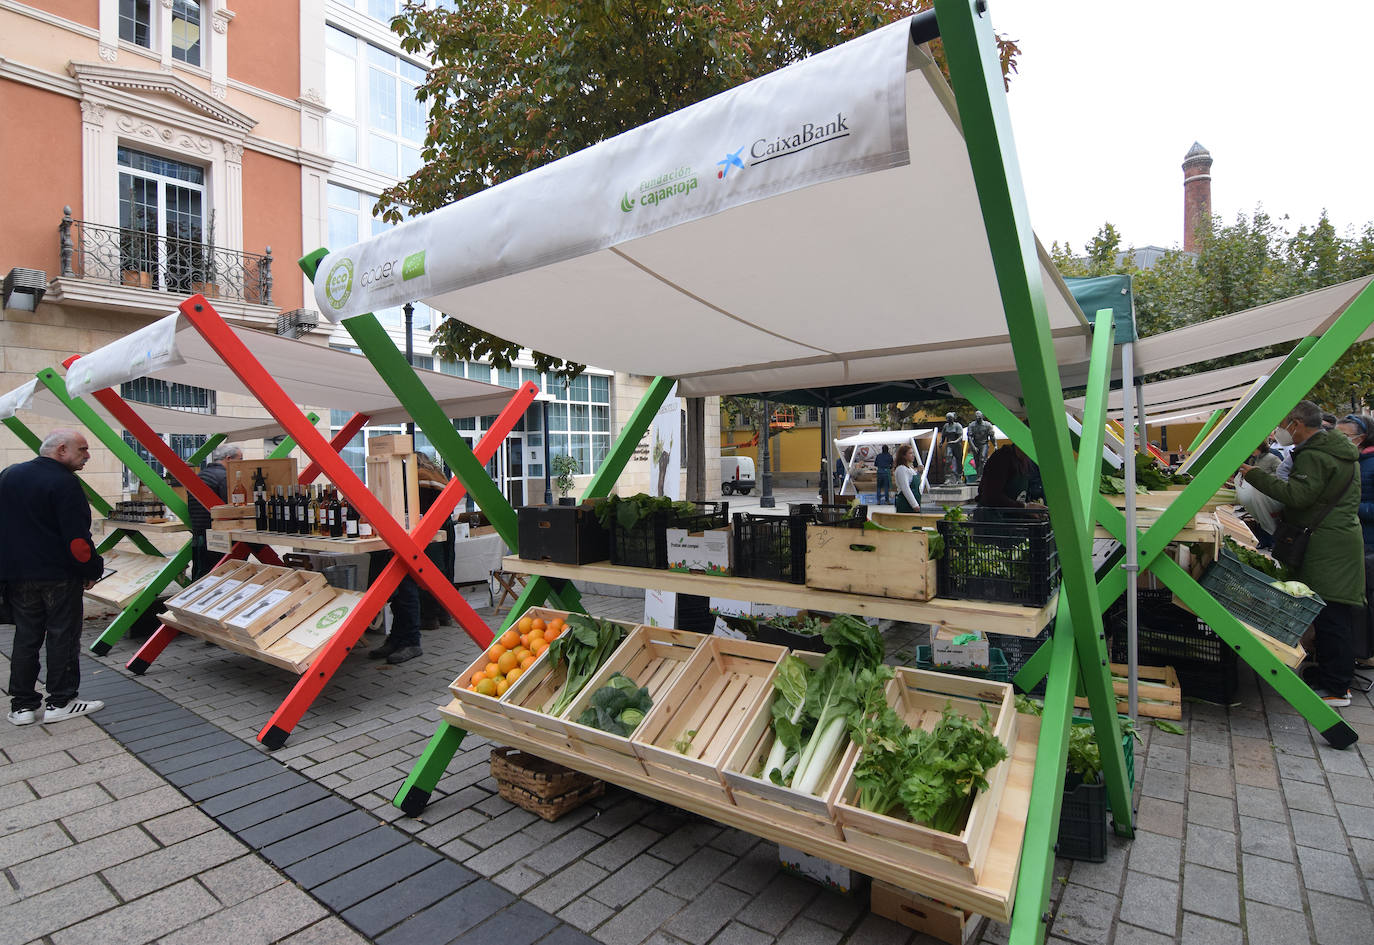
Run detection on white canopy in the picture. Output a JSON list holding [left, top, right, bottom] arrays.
[[312, 19, 1089, 397], [59, 312, 522, 430], [1064, 356, 1287, 423], [0, 376, 284, 440]]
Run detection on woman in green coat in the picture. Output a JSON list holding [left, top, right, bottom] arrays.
[[1241, 401, 1363, 705]]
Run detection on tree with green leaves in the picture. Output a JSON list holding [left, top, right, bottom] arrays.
[[380, 0, 1020, 377]]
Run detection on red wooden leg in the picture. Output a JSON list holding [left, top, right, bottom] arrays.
[[127, 624, 178, 675]]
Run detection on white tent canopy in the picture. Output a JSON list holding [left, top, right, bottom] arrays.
[[1064, 356, 1287, 423], [58, 312, 522, 431], [0, 376, 284, 440], [312, 19, 1089, 397]]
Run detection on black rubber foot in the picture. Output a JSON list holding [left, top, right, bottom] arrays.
[[260, 726, 290, 750], [1320, 719, 1359, 750], [399, 787, 431, 818], [91, 641, 112, 657], [128, 658, 150, 675]]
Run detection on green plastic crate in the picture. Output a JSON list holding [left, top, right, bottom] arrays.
[[1200, 547, 1323, 647], [914, 645, 1010, 683]]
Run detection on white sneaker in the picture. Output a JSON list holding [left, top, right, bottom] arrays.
[[41, 700, 104, 723], [7, 708, 40, 726]]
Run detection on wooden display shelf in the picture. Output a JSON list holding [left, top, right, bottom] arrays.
[[437, 697, 1039, 921], [218, 528, 447, 554], [159, 613, 311, 674], [98, 518, 189, 535], [1092, 519, 1219, 544], [84, 549, 180, 609], [502, 556, 1057, 637]]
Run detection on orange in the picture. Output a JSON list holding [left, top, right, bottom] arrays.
[[513, 647, 531, 663], [500, 629, 521, 650], [487, 644, 507, 663], [505, 666, 523, 684], [466, 684, 476, 691], [517, 615, 534, 634], [484, 662, 500, 678], [495, 678, 510, 697], [471, 669, 487, 687], [543, 625, 562, 642], [497, 651, 519, 674], [531, 618, 545, 632], [519, 633, 530, 647], [475, 678, 497, 697], [530, 638, 548, 656], [520, 654, 537, 670], [547, 617, 564, 635]]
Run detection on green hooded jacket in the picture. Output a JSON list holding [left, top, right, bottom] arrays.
[[1243, 429, 1365, 605]]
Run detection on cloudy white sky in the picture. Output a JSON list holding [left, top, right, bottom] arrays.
[[990, 1, 1374, 252]]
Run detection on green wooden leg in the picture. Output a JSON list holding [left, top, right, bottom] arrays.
[[91, 543, 192, 655], [394, 721, 469, 816]]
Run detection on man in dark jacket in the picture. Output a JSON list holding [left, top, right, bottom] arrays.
[[1, 430, 105, 725], [1242, 400, 1363, 706], [188, 444, 241, 579]]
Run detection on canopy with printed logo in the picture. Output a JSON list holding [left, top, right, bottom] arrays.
[[312, 20, 1091, 396]]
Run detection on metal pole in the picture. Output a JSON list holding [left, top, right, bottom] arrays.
[[403, 302, 416, 438], [822, 391, 833, 505], [1121, 341, 1139, 722], [542, 399, 553, 505], [759, 396, 775, 508]]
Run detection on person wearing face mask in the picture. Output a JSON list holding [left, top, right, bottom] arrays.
[[1240, 400, 1363, 707]]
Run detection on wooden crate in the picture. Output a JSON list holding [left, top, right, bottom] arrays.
[[722, 651, 853, 839], [870, 879, 982, 945], [806, 524, 937, 601], [264, 589, 365, 672], [366, 454, 420, 529], [367, 434, 414, 457], [198, 565, 291, 626], [1073, 663, 1182, 720], [834, 668, 1018, 884], [211, 503, 257, 521], [85, 550, 176, 610], [631, 636, 786, 803], [170, 561, 264, 620], [560, 626, 706, 770], [163, 560, 240, 612], [226, 457, 299, 499], [224, 569, 332, 645]]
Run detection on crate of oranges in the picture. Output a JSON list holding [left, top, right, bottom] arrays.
[[451, 607, 570, 715]]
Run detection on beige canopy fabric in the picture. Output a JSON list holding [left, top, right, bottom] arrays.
[[312, 20, 1090, 397], [1064, 357, 1287, 422], [60, 313, 521, 430]]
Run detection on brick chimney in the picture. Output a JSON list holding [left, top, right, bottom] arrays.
[[1182, 142, 1212, 253]]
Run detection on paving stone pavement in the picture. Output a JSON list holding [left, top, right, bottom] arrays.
[[4, 575, 1374, 944]]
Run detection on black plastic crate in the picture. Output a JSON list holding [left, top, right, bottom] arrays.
[[610, 501, 729, 569], [788, 502, 870, 526], [517, 505, 608, 564], [936, 508, 1060, 606], [1105, 601, 1239, 704], [987, 625, 1051, 695], [754, 615, 831, 653], [1058, 775, 1108, 862], [734, 505, 866, 585]]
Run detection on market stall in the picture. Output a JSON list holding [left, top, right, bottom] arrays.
[[303, 2, 1371, 940], [832, 428, 937, 497]]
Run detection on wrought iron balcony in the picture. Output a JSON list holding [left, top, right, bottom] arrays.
[[58, 208, 272, 306]]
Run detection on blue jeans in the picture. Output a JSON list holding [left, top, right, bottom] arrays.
[[8, 579, 85, 712], [876, 469, 892, 504]]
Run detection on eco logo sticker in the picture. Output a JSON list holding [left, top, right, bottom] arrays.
[[316, 605, 347, 629], [402, 251, 426, 281], [324, 258, 354, 310]]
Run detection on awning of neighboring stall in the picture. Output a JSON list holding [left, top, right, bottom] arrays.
[[59, 312, 523, 428], [1064, 356, 1287, 423], [310, 19, 1090, 398]]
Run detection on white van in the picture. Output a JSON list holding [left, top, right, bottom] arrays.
[[721, 456, 756, 495]]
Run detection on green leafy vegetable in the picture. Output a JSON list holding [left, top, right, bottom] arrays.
[[593, 493, 700, 531], [673, 728, 698, 754], [1151, 719, 1186, 735], [1270, 579, 1316, 598], [576, 672, 653, 736], [544, 614, 628, 717], [1224, 537, 1293, 581]]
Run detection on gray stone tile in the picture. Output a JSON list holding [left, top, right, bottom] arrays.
[[1188, 763, 1235, 799], [313, 842, 442, 911], [1328, 773, 1374, 809], [1186, 791, 1236, 830], [180, 759, 287, 802], [0, 749, 76, 787], [1180, 912, 1242, 945], [1185, 823, 1237, 872], [522, 826, 605, 874], [277, 917, 371, 945], [157, 881, 328, 945], [1282, 778, 1338, 815], [9, 825, 155, 896], [587, 852, 673, 909], [526, 860, 610, 913], [735, 871, 815, 935], [1290, 809, 1348, 851], [0, 821, 72, 870], [1336, 802, 1374, 840], [1307, 889, 1374, 945], [657, 846, 737, 900], [1243, 900, 1311, 945], [774, 916, 844, 945], [199, 853, 288, 906], [1189, 739, 1231, 768], [194, 771, 303, 818], [583, 823, 662, 871], [1111, 923, 1177, 945], [647, 819, 723, 865], [235, 796, 353, 848], [215, 782, 331, 831], [717, 840, 780, 894], [592, 887, 687, 945], [343, 859, 481, 937], [1140, 766, 1186, 802], [1067, 835, 1128, 893], [842, 913, 912, 945], [1135, 797, 1183, 838], [2, 784, 113, 836], [1239, 815, 1295, 862], [465, 827, 545, 876], [1128, 831, 1182, 879], [1296, 845, 1367, 899], [1144, 743, 1187, 773], [558, 895, 616, 933], [493, 862, 543, 894], [285, 826, 408, 889], [374, 879, 519, 945], [1275, 752, 1325, 785], [1352, 837, 1374, 877], [49, 878, 219, 945], [1048, 883, 1115, 945], [0, 875, 116, 942], [1234, 784, 1286, 822], [1116, 871, 1179, 929], [258, 809, 379, 867], [663, 881, 751, 944], [1240, 853, 1300, 908], [1181, 864, 1239, 923], [103, 830, 247, 900]]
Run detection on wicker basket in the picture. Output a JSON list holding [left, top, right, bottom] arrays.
[[496, 777, 605, 822], [489, 746, 598, 799]]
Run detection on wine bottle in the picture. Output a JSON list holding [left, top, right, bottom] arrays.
[[343, 494, 359, 538], [295, 486, 308, 534], [357, 504, 373, 538], [254, 488, 268, 531], [327, 487, 342, 538], [230, 470, 248, 506], [305, 486, 318, 536], [252, 466, 267, 503], [267, 486, 279, 532]]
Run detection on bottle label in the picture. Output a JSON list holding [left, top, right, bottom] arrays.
[[346, 519, 359, 537], [308, 509, 316, 526], [359, 522, 373, 537], [232, 495, 246, 505]]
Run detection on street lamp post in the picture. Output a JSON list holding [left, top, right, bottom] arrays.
[[403, 302, 415, 438], [759, 397, 775, 508]]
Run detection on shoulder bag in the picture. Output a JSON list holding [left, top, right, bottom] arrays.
[[1271, 465, 1355, 569]]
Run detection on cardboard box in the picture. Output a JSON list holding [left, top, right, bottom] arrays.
[[367, 434, 413, 457], [930, 628, 990, 669], [869, 880, 982, 945], [709, 598, 799, 639], [778, 845, 867, 896], [226, 458, 299, 501], [666, 527, 732, 575]]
